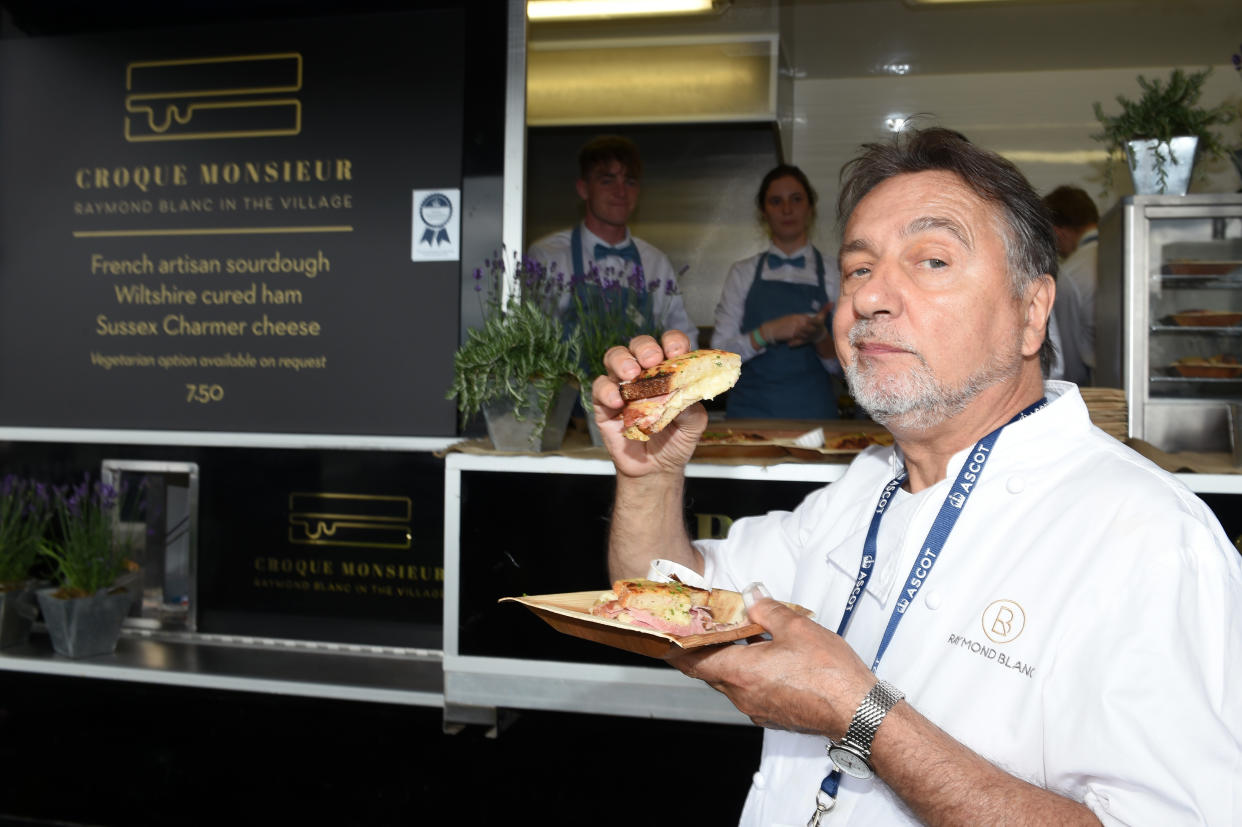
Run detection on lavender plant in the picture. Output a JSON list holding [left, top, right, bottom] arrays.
[[567, 261, 679, 387], [0, 475, 51, 585], [39, 475, 132, 597]]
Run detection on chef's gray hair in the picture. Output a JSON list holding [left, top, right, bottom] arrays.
[[836, 127, 1058, 374]]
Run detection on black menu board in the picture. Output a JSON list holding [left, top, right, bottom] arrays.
[[0, 10, 463, 438]]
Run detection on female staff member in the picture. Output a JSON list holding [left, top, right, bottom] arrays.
[[711, 164, 839, 419]]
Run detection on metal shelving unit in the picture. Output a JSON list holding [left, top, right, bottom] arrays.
[[1098, 194, 1242, 453]]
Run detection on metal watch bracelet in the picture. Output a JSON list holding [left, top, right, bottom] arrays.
[[839, 679, 905, 759]]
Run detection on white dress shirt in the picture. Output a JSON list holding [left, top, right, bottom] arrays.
[[1053, 230, 1099, 385]]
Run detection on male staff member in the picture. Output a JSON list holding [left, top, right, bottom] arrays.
[[1043, 185, 1100, 385], [527, 135, 698, 346], [592, 128, 1241, 825]]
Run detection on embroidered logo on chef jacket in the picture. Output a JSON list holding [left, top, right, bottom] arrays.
[[944, 599, 1036, 678], [982, 599, 1025, 643]]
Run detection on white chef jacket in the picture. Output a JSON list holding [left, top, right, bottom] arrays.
[[1053, 231, 1099, 385], [696, 380, 1242, 826], [710, 243, 840, 373], [525, 224, 699, 347]]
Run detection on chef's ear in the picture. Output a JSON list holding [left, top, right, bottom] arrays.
[[575, 178, 589, 202], [1022, 274, 1055, 358]]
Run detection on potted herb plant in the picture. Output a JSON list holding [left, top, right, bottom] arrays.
[[448, 253, 584, 452], [1092, 67, 1237, 195], [36, 475, 138, 658], [0, 475, 52, 649]]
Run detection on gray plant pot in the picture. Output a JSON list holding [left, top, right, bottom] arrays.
[[35, 585, 131, 658], [1125, 136, 1198, 195], [0, 581, 42, 649], [482, 382, 577, 452]]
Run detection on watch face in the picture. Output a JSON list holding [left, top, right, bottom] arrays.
[[828, 745, 874, 779]]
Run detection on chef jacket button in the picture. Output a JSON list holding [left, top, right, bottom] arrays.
[[752, 771, 767, 790], [925, 590, 942, 610], [1006, 475, 1025, 494]]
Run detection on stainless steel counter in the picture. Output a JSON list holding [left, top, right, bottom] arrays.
[[0, 629, 443, 707]]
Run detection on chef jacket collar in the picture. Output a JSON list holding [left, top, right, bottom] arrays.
[[828, 380, 1084, 605]]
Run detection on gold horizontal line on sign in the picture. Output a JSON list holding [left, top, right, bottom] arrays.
[[72, 226, 353, 238]]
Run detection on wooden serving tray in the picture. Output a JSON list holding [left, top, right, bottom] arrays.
[[693, 424, 893, 460], [501, 590, 812, 659]]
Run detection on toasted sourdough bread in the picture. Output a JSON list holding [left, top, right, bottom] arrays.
[[620, 349, 741, 441]]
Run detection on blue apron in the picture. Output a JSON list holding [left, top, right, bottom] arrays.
[[726, 248, 838, 420]]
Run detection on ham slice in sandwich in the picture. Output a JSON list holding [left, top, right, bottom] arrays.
[[590, 578, 748, 636]]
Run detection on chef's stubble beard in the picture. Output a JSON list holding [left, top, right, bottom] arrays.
[[843, 322, 1024, 431]]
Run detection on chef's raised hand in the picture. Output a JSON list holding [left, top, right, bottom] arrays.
[[668, 584, 874, 738], [592, 330, 702, 477]]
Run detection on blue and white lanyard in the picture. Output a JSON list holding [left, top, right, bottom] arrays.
[[814, 398, 1048, 812]]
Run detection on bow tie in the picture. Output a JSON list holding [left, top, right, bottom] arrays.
[[767, 253, 806, 269], [594, 242, 640, 266]]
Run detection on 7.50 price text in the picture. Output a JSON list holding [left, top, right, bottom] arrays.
[[186, 383, 224, 403]]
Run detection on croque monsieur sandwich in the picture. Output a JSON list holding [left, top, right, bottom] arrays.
[[590, 578, 748, 636], [620, 349, 742, 441]]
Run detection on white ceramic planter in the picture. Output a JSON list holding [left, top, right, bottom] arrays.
[[1125, 136, 1198, 195]]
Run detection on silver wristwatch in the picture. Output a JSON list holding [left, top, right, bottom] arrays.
[[827, 679, 905, 779]]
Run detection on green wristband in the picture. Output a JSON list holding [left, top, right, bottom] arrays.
[[751, 328, 767, 349]]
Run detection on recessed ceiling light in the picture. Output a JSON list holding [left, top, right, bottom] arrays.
[[528, 0, 720, 21], [885, 116, 910, 132]]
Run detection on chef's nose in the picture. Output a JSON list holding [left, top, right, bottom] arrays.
[[849, 260, 902, 320]]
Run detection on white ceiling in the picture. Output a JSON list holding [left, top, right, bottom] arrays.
[[531, 0, 1242, 80], [784, 0, 1242, 79]]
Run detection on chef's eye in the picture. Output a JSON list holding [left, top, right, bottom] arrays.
[[845, 265, 870, 279], [922, 258, 948, 269]]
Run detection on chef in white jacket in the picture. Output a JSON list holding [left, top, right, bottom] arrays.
[[590, 127, 1242, 826]]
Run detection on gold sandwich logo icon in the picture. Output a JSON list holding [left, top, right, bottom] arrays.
[[125, 52, 303, 142], [288, 492, 412, 550]]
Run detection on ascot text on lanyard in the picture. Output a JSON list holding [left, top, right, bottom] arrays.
[[808, 397, 1048, 826]]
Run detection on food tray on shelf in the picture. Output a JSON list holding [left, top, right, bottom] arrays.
[[1167, 363, 1242, 379], [1169, 310, 1242, 328], [1160, 261, 1242, 278]]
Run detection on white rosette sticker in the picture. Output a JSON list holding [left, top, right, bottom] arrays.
[[411, 188, 460, 262]]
